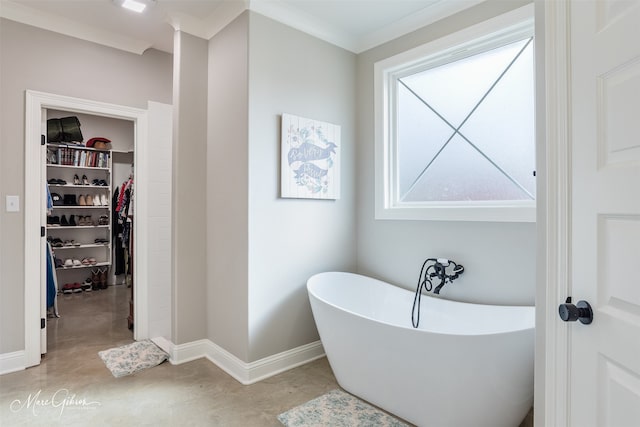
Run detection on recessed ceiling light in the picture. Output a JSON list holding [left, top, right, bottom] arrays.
[[122, 0, 146, 13]]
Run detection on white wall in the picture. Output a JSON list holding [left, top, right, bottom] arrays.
[[0, 18, 172, 354], [356, 0, 536, 306], [247, 12, 357, 361]]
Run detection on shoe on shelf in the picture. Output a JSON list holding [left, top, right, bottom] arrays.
[[93, 194, 101, 206], [82, 174, 89, 185], [91, 270, 101, 290], [99, 268, 108, 289], [72, 282, 83, 293], [100, 194, 109, 206], [73, 174, 81, 185], [69, 215, 76, 226], [64, 259, 73, 267], [62, 283, 74, 294], [82, 278, 93, 292], [51, 193, 62, 206], [81, 258, 91, 266], [89, 257, 97, 265], [55, 258, 64, 268], [47, 216, 60, 226], [86, 195, 93, 206], [60, 215, 69, 226], [63, 194, 76, 205], [50, 238, 64, 247], [72, 259, 82, 267], [78, 195, 86, 206]]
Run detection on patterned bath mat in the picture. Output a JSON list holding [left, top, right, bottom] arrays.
[[278, 389, 409, 427], [98, 339, 169, 378]]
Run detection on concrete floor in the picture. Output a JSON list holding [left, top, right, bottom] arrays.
[[0, 284, 533, 427], [0, 285, 338, 426]]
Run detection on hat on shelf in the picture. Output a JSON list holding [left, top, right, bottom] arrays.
[[86, 137, 112, 150]]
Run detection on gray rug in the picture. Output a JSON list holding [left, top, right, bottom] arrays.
[[98, 339, 169, 378], [278, 389, 409, 427]]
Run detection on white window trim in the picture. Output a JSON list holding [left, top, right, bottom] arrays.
[[374, 4, 535, 222]]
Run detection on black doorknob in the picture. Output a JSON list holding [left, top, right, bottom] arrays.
[[558, 298, 593, 324]]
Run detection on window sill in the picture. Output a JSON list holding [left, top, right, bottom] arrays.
[[375, 202, 536, 222]]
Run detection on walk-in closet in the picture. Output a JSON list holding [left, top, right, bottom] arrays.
[[44, 110, 136, 347]]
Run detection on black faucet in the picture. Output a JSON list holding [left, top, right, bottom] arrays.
[[429, 259, 464, 294], [412, 258, 465, 328]]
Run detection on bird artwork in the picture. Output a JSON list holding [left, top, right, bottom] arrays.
[[281, 113, 341, 199]]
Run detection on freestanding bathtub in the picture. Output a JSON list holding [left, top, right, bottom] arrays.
[[307, 272, 534, 427]]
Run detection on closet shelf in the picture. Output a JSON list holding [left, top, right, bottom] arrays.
[[47, 164, 110, 171], [56, 261, 110, 270], [52, 244, 110, 250], [47, 225, 110, 230], [47, 143, 110, 152], [48, 184, 111, 189], [52, 206, 109, 209]]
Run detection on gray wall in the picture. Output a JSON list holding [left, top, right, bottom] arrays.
[[355, 0, 536, 306], [247, 12, 357, 361], [207, 13, 250, 361], [172, 31, 208, 345], [0, 19, 172, 354], [206, 11, 357, 363]]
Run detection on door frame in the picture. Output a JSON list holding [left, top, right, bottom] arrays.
[[24, 90, 150, 367], [535, 0, 571, 426]]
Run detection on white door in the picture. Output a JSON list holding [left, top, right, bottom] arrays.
[[569, 1, 640, 426]]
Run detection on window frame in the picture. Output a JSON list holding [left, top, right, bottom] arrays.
[[374, 4, 535, 222]]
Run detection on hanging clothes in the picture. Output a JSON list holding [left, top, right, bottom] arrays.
[[45, 242, 57, 309], [113, 177, 134, 275], [46, 184, 53, 216]]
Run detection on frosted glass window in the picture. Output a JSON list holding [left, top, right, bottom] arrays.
[[396, 37, 535, 202]]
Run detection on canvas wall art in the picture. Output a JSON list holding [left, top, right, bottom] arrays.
[[281, 113, 341, 199]]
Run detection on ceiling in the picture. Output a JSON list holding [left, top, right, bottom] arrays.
[[0, 0, 484, 54]]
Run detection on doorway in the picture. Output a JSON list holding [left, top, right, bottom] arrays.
[[24, 90, 171, 368], [44, 108, 136, 354]]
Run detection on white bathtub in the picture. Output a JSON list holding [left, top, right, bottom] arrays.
[[307, 272, 534, 427]]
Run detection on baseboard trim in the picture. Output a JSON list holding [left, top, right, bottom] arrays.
[[169, 339, 325, 385], [0, 350, 26, 375]]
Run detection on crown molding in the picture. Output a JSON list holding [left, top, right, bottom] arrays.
[[1, 0, 487, 55], [0, 0, 152, 55], [166, 0, 248, 40], [355, 0, 486, 53], [248, 0, 359, 52]]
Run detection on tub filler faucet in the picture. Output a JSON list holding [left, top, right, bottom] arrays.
[[430, 258, 464, 294], [412, 258, 464, 328]]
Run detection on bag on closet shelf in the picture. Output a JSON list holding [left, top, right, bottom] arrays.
[[60, 116, 83, 143], [47, 118, 63, 143], [47, 116, 83, 143]]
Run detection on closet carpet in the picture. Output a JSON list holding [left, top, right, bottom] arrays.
[[0, 285, 339, 426]]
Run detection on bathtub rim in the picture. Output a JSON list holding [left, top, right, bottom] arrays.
[[307, 271, 535, 337]]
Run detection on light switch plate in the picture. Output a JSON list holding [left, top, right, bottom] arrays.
[[6, 195, 19, 212]]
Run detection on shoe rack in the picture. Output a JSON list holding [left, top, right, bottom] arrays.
[[46, 142, 112, 291]]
